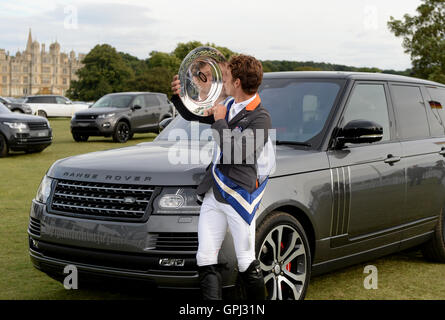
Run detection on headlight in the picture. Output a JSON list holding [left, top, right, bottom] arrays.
[[36, 176, 53, 204], [98, 113, 115, 119], [2, 122, 28, 130], [154, 188, 201, 214]]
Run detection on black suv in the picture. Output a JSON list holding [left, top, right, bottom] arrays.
[[71, 92, 174, 143], [0, 102, 52, 157]]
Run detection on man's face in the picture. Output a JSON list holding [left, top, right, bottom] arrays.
[[223, 67, 236, 97]]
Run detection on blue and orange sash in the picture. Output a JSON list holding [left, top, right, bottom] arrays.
[[211, 95, 270, 225]]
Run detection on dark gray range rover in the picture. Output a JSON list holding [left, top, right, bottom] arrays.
[[29, 72, 445, 299]]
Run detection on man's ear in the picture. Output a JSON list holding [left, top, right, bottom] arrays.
[[234, 78, 241, 89]]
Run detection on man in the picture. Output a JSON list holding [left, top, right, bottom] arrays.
[[171, 54, 273, 300]]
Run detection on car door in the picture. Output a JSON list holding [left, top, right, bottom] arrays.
[[55, 96, 72, 117], [327, 82, 405, 248], [143, 94, 161, 129], [389, 83, 445, 243], [129, 95, 147, 132]]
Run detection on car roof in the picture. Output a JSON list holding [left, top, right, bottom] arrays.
[[263, 71, 445, 87], [106, 92, 164, 96]]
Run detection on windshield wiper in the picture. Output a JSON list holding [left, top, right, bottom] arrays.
[[276, 140, 312, 147]]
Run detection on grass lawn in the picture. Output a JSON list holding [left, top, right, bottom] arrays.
[[0, 118, 444, 299]]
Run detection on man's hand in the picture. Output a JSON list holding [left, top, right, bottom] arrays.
[[171, 75, 181, 95], [212, 104, 227, 121]]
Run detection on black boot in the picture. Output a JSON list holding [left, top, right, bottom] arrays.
[[198, 265, 222, 300], [239, 260, 266, 300]]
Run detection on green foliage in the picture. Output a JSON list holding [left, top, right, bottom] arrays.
[[67, 44, 135, 101], [388, 0, 445, 83]]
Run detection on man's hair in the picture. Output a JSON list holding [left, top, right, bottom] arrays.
[[229, 54, 263, 95]]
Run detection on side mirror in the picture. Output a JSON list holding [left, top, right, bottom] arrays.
[[132, 105, 142, 111], [159, 117, 173, 131], [335, 119, 383, 148], [65, 100, 72, 104]]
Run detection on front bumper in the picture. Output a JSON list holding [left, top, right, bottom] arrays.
[[71, 119, 116, 136], [28, 199, 236, 289], [8, 130, 52, 151]]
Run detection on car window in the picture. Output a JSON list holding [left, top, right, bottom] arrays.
[[157, 78, 345, 145], [145, 94, 160, 107], [341, 84, 391, 141], [391, 84, 430, 140], [0, 102, 10, 113], [132, 96, 145, 108], [425, 87, 445, 136], [26, 96, 54, 103], [91, 95, 134, 108], [55, 96, 67, 104]]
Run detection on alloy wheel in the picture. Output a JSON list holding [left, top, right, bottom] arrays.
[[258, 225, 308, 300]]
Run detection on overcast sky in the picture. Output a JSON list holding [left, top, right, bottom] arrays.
[[0, 0, 422, 70]]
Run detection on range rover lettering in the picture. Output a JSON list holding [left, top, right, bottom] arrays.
[[28, 72, 445, 299], [71, 92, 174, 143]]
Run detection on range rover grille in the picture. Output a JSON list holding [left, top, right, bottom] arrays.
[[75, 114, 98, 120], [28, 122, 48, 130], [49, 179, 154, 222]]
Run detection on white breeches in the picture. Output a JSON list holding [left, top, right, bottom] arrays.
[[196, 188, 256, 272]]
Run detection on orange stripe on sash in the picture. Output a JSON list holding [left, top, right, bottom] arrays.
[[246, 94, 261, 111]]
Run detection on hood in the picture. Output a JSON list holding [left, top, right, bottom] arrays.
[[0, 113, 47, 122], [74, 107, 127, 115], [47, 140, 329, 186]]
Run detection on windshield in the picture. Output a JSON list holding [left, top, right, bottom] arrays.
[[157, 78, 344, 145], [91, 95, 134, 108], [0, 102, 10, 114]]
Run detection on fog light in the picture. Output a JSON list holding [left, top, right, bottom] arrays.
[[102, 123, 111, 128]]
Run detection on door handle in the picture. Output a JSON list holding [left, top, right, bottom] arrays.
[[384, 154, 401, 164], [439, 148, 445, 156]]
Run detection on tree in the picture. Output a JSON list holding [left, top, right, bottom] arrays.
[[127, 67, 173, 95], [67, 44, 135, 101], [388, 0, 445, 83]]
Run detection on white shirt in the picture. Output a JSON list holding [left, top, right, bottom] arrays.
[[228, 94, 257, 122]]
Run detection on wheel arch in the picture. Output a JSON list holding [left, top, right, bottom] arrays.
[[116, 117, 131, 130], [258, 202, 317, 262]]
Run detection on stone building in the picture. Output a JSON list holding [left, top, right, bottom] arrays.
[[0, 29, 85, 97]]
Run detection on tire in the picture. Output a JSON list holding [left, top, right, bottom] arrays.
[[12, 109, 23, 113], [37, 110, 47, 118], [421, 208, 445, 262], [112, 121, 131, 143], [255, 211, 312, 300], [72, 134, 89, 142], [0, 134, 8, 157]]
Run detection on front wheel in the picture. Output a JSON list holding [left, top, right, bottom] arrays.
[[72, 134, 89, 142], [0, 134, 8, 157], [256, 211, 312, 300], [112, 121, 131, 143]]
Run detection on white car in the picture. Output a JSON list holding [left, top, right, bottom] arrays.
[[24, 95, 90, 118]]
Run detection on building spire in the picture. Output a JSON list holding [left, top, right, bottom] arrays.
[[26, 28, 32, 52]]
